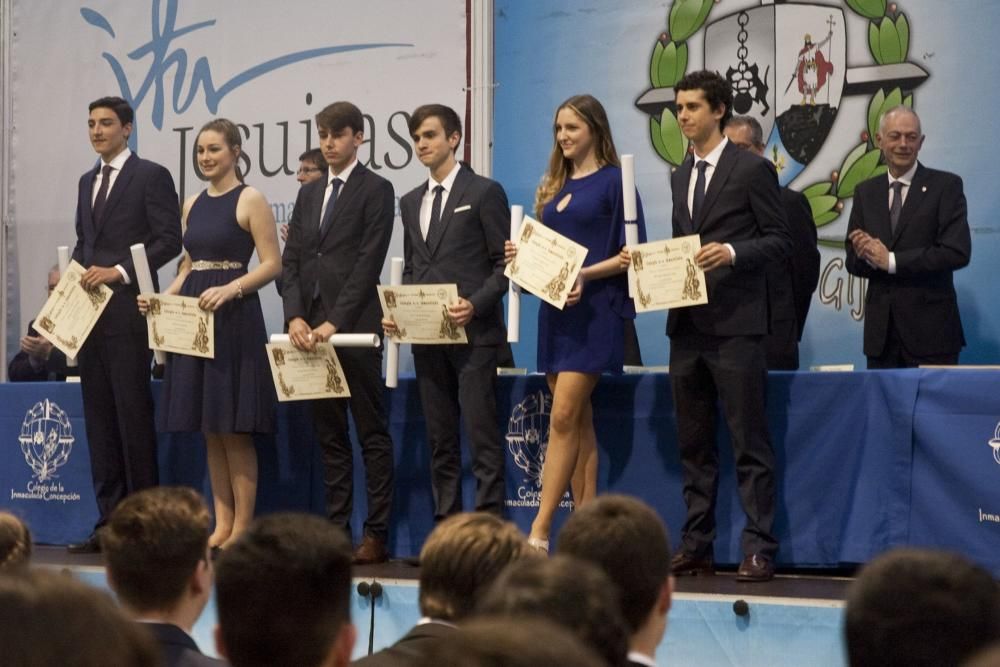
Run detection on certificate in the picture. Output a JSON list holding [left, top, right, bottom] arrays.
[[144, 294, 214, 359], [33, 259, 113, 359], [377, 284, 468, 344], [266, 342, 351, 402], [627, 234, 709, 312], [504, 216, 588, 309]]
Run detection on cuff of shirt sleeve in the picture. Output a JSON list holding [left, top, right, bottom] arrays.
[[888, 252, 896, 274], [115, 265, 130, 285], [724, 243, 736, 265]]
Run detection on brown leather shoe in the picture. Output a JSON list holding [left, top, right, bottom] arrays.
[[670, 551, 714, 576], [736, 553, 775, 582], [352, 535, 389, 565]]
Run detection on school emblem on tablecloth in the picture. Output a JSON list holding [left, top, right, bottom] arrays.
[[988, 422, 1000, 466], [18, 400, 74, 483]]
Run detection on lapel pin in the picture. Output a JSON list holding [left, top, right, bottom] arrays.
[[921, 186, 927, 192]]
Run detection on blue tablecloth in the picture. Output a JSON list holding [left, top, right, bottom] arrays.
[[3, 370, 998, 573]]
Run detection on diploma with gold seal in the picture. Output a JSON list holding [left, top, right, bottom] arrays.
[[627, 234, 709, 312], [377, 284, 468, 345], [143, 294, 215, 358], [503, 216, 588, 310], [266, 342, 351, 402], [33, 259, 113, 359]]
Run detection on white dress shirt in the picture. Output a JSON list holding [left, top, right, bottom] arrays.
[[321, 158, 359, 223], [420, 161, 461, 240], [687, 137, 735, 263], [91, 147, 133, 284], [884, 161, 918, 275]]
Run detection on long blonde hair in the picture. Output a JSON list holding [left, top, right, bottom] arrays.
[[534, 95, 620, 220]]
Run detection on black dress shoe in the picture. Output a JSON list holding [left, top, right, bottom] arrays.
[[670, 551, 714, 576], [66, 533, 101, 554], [736, 553, 775, 582]]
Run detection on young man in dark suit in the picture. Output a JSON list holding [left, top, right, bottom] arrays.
[[68, 96, 182, 553], [282, 101, 395, 564], [383, 104, 509, 520], [725, 115, 820, 370], [102, 487, 222, 667], [846, 106, 971, 368], [666, 71, 791, 582]]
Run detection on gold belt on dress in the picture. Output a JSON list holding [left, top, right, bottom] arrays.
[[190, 260, 244, 271]]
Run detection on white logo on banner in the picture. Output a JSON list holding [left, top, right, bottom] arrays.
[[504, 390, 571, 510], [988, 423, 1000, 466], [10, 400, 80, 503]]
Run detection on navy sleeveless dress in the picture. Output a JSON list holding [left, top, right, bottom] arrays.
[[536, 165, 646, 374], [158, 185, 276, 434]]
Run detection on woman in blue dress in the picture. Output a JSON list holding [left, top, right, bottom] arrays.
[[139, 118, 280, 550], [507, 95, 646, 551]]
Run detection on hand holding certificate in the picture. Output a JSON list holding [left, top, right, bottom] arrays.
[[33, 259, 113, 359], [143, 294, 215, 358], [627, 234, 709, 312], [378, 284, 468, 344], [266, 342, 351, 402], [504, 216, 588, 309]]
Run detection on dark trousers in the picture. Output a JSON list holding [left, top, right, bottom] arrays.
[[77, 311, 158, 527], [670, 327, 778, 559], [308, 302, 393, 541], [413, 344, 504, 519], [763, 318, 800, 371], [867, 314, 960, 368]]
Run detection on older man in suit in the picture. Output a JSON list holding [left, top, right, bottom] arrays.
[[282, 101, 395, 564], [384, 104, 509, 520], [68, 96, 182, 553], [846, 106, 971, 368], [666, 71, 791, 582]]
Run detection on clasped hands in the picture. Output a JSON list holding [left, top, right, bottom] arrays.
[[848, 230, 890, 271]]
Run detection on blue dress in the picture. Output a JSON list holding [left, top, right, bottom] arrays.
[[158, 185, 276, 434], [537, 165, 646, 374]]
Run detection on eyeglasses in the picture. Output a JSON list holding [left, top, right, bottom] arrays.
[[297, 166, 323, 175]]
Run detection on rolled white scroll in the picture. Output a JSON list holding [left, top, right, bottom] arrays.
[[621, 156, 640, 297], [268, 333, 381, 348], [385, 257, 404, 388], [506, 205, 523, 343], [129, 243, 166, 365], [56, 246, 77, 368]]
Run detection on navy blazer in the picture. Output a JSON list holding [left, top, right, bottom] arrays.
[[399, 164, 509, 346], [352, 621, 455, 666], [72, 153, 182, 335], [282, 163, 395, 334], [767, 187, 820, 339], [668, 141, 792, 338], [143, 622, 225, 667], [845, 163, 970, 357]]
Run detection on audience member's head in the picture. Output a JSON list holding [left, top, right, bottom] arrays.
[[419, 617, 606, 667], [478, 554, 630, 666], [46, 264, 60, 295], [215, 513, 355, 667], [0, 569, 161, 666], [556, 494, 672, 652], [0, 512, 32, 571], [101, 487, 212, 628], [845, 548, 1000, 667], [419, 511, 532, 622], [297, 148, 327, 184], [965, 642, 1000, 667]]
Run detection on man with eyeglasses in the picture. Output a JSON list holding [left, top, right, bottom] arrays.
[[8, 265, 78, 382]]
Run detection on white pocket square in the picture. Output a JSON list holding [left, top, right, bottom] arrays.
[[453, 204, 472, 213]]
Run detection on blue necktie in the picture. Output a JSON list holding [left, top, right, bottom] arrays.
[[318, 177, 344, 237], [92, 164, 113, 226], [692, 160, 708, 224], [425, 184, 445, 245]]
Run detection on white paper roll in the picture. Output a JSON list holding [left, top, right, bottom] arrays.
[[621, 154, 637, 222], [385, 257, 404, 388], [507, 205, 523, 343], [56, 246, 77, 368], [268, 333, 381, 348], [129, 244, 166, 365], [625, 223, 639, 298]]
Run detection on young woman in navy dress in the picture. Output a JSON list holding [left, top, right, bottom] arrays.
[[507, 95, 646, 551], [139, 119, 280, 550]]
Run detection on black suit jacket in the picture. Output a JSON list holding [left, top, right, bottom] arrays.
[[845, 163, 970, 357], [7, 321, 77, 382], [353, 622, 455, 666], [667, 141, 792, 338], [767, 188, 820, 339], [283, 163, 395, 334], [143, 622, 225, 667], [72, 153, 182, 335], [399, 164, 509, 346]]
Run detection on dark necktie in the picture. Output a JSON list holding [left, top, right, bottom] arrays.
[[889, 181, 904, 234], [91, 164, 114, 226], [425, 184, 444, 244], [318, 177, 344, 236], [692, 160, 708, 224]]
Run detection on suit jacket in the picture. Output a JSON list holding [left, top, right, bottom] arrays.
[[767, 188, 820, 339], [667, 141, 792, 338], [353, 622, 455, 666], [7, 321, 76, 381], [72, 153, 182, 336], [143, 622, 225, 667], [282, 163, 395, 334], [399, 164, 509, 346], [845, 163, 970, 357]]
